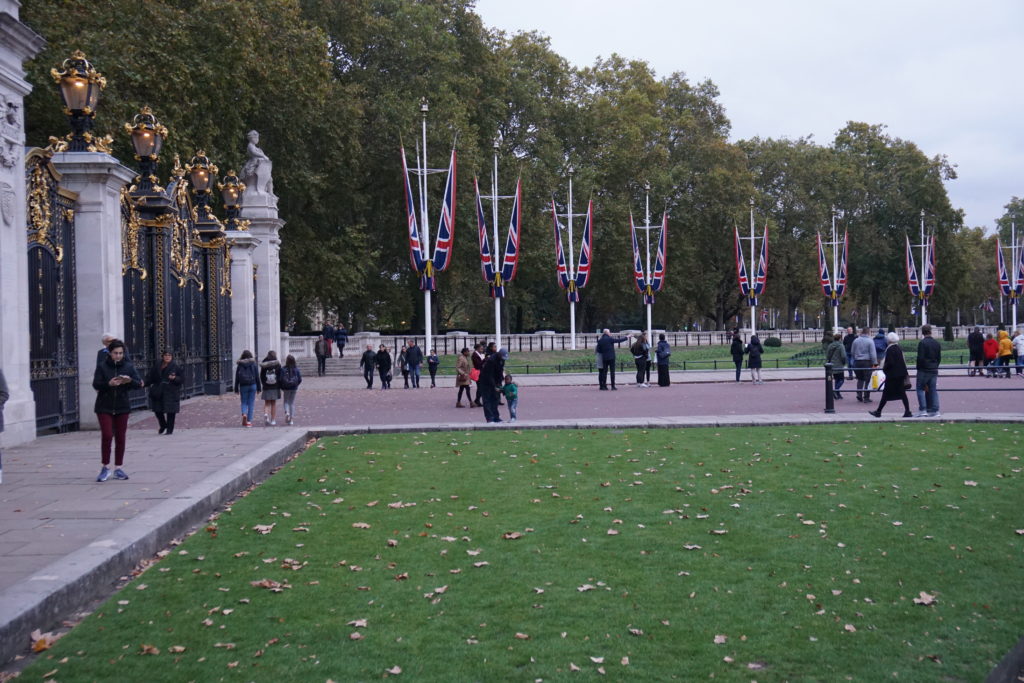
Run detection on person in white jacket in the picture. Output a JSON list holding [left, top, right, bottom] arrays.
[[1014, 329, 1024, 377]]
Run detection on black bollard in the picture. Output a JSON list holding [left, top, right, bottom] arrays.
[[824, 362, 835, 414]]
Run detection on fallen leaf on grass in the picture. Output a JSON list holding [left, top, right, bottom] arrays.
[[213, 642, 236, 649], [569, 662, 581, 671], [385, 665, 402, 674], [844, 624, 857, 632], [713, 634, 727, 644], [683, 544, 702, 550], [577, 584, 597, 592], [30, 629, 55, 652], [472, 561, 489, 568], [606, 529, 619, 536], [748, 661, 767, 670], [252, 524, 275, 535], [139, 644, 160, 655], [352, 522, 372, 529], [250, 579, 291, 592], [913, 591, 937, 606], [589, 656, 604, 663], [168, 645, 186, 653], [628, 628, 643, 636], [502, 531, 523, 540], [514, 633, 530, 640], [964, 480, 977, 487], [709, 529, 728, 535], [347, 619, 368, 628], [349, 632, 364, 641]]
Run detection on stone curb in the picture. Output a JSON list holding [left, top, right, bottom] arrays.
[[0, 430, 309, 667]]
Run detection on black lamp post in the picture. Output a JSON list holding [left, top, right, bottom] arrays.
[[186, 151, 218, 222], [124, 107, 168, 197], [50, 50, 106, 152], [217, 171, 247, 230]]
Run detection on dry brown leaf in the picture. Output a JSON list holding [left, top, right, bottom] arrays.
[[252, 524, 275, 535], [213, 642, 236, 649], [139, 644, 160, 655], [589, 656, 604, 663], [351, 522, 372, 529], [168, 645, 186, 653], [514, 632, 530, 640], [683, 544, 702, 550], [394, 572, 409, 581], [502, 531, 523, 540], [385, 665, 402, 674], [30, 629, 54, 653], [713, 634, 727, 644], [250, 578, 291, 592], [349, 632, 364, 641], [227, 661, 239, 668], [748, 661, 767, 670], [577, 584, 597, 592], [709, 529, 728, 535], [473, 561, 489, 568], [621, 656, 630, 665], [606, 529, 619, 536], [628, 628, 643, 636], [347, 618, 368, 628], [569, 662, 581, 671], [964, 480, 978, 487], [387, 539, 398, 547], [913, 591, 937, 606], [844, 624, 857, 632]]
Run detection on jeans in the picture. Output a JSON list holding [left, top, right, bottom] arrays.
[[239, 383, 257, 422], [846, 353, 855, 378], [409, 364, 421, 388], [507, 398, 518, 421], [733, 359, 743, 381], [916, 371, 939, 414], [363, 366, 374, 388], [282, 389, 297, 419], [97, 412, 130, 466], [997, 356, 1011, 377], [481, 389, 501, 422], [1017, 354, 1024, 375]]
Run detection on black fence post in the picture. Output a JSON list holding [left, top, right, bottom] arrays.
[[824, 362, 835, 413]]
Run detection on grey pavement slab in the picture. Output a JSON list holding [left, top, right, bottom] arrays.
[[0, 373, 1021, 669]]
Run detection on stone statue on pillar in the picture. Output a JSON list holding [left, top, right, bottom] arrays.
[[240, 130, 276, 208]]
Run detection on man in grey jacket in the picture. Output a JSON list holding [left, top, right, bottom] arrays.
[[850, 327, 878, 403], [915, 324, 942, 417]]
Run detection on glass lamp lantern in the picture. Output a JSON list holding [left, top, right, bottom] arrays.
[[50, 50, 107, 151]]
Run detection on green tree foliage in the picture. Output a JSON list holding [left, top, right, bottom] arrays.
[[23, 0, 990, 333]]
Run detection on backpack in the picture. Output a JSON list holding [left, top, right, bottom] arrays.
[[265, 366, 277, 385], [280, 366, 299, 390], [631, 340, 644, 356], [237, 362, 257, 386]]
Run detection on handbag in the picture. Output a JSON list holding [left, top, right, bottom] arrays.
[[903, 380, 912, 390], [469, 368, 481, 382]]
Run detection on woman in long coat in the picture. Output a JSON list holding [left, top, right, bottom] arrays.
[[655, 334, 671, 387], [455, 347, 472, 407], [146, 350, 184, 435], [870, 333, 912, 418]]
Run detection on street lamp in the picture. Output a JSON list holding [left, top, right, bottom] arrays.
[[50, 50, 107, 152], [217, 170, 248, 230], [186, 151, 218, 225], [124, 107, 168, 197]]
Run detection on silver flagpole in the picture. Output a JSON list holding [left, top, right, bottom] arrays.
[[919, 209, 928, 327], [567, 168, 577, 350], [1013, 221, 1018, 330], [491, 139, 502, 349], [749, 198, 757, 337], [831, 208, 839, 333], [419, 99, 433, 353]]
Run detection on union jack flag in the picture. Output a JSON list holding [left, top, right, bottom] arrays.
[[647, 214, 668, 301], [574, 200, 593, 291], [431, 147, 457, 274], [401, 147, 427, 274], [921, 234, 937, 297], [631, 214, 646, 294], [816, 232, 833, 299], [551, 200, 572, 295], [835, 231, 849, 298], [500, 177, 522, 285], [476, 178, 495, 284], [751, 223, 768, 300], [996, 237, 1022, 298], [905, 234, 920, 298], [734, 226, 749, 295]]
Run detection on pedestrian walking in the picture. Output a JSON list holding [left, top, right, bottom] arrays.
[[655, 333, 671, 387], [93, 339, 143, 482], [842, 326, 857, 379], [479, 348, 507, 423], [873, 328, 887, 356], [967, 326, 985, 376], [914, 324, 941, 417], [455, 347, 472, 406], [260, 351, 282, 425], [631, 333, 650, 387], [322, 321, 334, 358], [375, 344, 392, 390], [502, 373, 519, 422], [996, 330, 1013, 378], [145, 350, 183, 435], [596, 329, 628, 390], [870, 332, 913, 418], [360, 344, 376, 388], [335, 324, 348, 358], [825, 332, 847, 399], [397, 347, 410, 389], [745, 334, 765, 384], [983, 333, 998, 376], [1014, 329, 1024, 377], [427, 350, 440, 387], [851, 327, 878, 402], [234, 350, 261, 427], [730, 330, 744, 382], [0, 368, 8, 484], [279, 355, 302, 425], [471, 343, 485, 406], [405, 339, 423, 388], [314, 335, 328, 377]]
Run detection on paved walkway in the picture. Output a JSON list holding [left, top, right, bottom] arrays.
[[1, 368, 1021, 668]]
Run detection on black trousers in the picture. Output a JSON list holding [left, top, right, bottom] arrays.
[[316, 355, 326, 376], [598, 361, 617, 389], [363, 366, 374, 388], [154, 411, 176, 434]]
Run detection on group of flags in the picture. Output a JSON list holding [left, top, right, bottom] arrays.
[[552, 200, 593, 303], [475, 177, 521, 298], [734, 225, 768, 306], [996, 237, 1024, 299], [816, 231, 848, 306], [631, 214, 668, 305], [401, 146, 456, 292]]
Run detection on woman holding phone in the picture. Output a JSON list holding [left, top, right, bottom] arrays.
[[92, 339, 143, 482], [146, 350, 184, 435]]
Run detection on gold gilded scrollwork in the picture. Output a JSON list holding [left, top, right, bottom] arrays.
[[169, 158, 203, 288], [220, 241, 233, 297], [27, 161, 64, 263], [120, 187, 147, 279]]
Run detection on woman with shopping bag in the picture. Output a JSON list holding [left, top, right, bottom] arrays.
[[869, 333, 913, 418]]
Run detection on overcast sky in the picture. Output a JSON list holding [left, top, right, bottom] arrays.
[[474, 0, 1023, 231]]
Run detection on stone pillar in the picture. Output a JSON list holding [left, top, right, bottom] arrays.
[[240, 193, 283, 359], [226, 230, 260, 363], [0, 2, 44, 447], [50, 153, 134, 430]]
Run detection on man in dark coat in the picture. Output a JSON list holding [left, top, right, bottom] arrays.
[[359, 344, 376, 388], [967, 326, 985, 376], [335, 325, 348, 358], [405, 339, 423, 388], [915, 324, 942, 417], [322, 321, 334, 358], [595, 329, 628, 390], [842, 326, 857, 379], [478, 348, 507, 423]]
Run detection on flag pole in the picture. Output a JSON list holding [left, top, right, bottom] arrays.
[[749, 198, 757, 337], [491, 138, 502, 349], [567, 168, 577, 350], [1013, 221, 1018, 330], [831, 208, 840, 333], [644, 183, 653, 345], [919, 209, 928, 327], [419, 99, 433, 354]]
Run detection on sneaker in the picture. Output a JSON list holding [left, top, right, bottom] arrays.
[[245, 420, 253, 428], [928, 412, 941, 419], [869, 410, 881, 418], [241, 415, 247, 427], [114, 468, 129, 480], [263, 414, 269, 426], [902, 411, 914, 418], [96, 467, 110, 482], [914, 411, 928, 418], [286, 415, 293, 425], [270, 420, 277, 426], [642, 383, 650, 388]]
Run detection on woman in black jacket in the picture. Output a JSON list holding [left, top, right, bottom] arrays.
[[375, 344, 392, 390], [145, 350, 184, 435], [93, 339, 143, 482], [730, 330, 744, 382], [870, 333, 913, 418]]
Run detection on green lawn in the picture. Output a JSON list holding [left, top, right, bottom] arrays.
[[20, 424, 1023, 681]]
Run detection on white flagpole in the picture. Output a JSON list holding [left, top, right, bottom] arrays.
[[567, 168, 577, 350], [749, 198, 757, 337], [491, 139, 502, 350], [644, 184, 653, 346], [419, 99, 433, 355], [831, 208, 839, 333], [919, 209, 928, 327], [1012, 221, 1018, 330]]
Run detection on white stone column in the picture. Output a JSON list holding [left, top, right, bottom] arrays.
[[0, 2, 44, 447], [226, 230, 260, 362], [241, 194, 283, 359], [50, 153, 134, 430]]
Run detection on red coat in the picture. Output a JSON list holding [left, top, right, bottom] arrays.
[[983, 338, 999, 361]]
